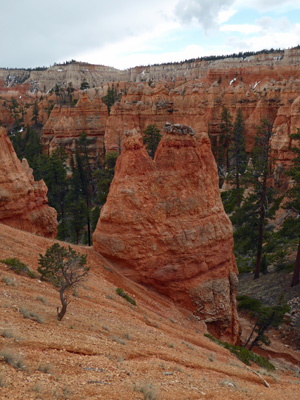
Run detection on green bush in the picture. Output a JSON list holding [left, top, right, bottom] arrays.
[[237, 295, 262, 314], [116, 288, 136, 306], [204, 334, 275, 370], [0, 258, 37, 278], [19, 307, 43, 324]]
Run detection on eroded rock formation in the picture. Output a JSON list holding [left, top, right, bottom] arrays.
[[42, 93, 108, 164], [36, 49, 300, 169], [0, 127, 57, 237], [93, 123, 239, 342]]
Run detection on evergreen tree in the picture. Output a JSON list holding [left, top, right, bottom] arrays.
[[230, 118, 279, 277], [67, 82, 74, 104], [67, 155, 87, 244], [218, 106, 232, 175], [252, 118, 274, 279], [142, 124, 162, 159], [31, 99, 39, 126], [94, 152, 118, 206], [38, 243, 89, 321], [281, 128, 300, 286], [80, 80, 90, 90], [42, 148, 68, 240], [230, 108, 247, 206], [102, 84, 121, 115]]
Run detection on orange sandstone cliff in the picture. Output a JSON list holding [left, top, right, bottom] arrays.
[[93, 123, 239, 342], [0, 127, 57, 237], [42, 92, 108, 163]]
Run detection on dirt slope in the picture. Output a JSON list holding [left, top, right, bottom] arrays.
[[0, 223, 300, 399]]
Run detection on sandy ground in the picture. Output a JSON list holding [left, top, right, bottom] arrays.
[[0, 223, 300, 399]]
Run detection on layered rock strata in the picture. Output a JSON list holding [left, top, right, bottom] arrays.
[[1, 48, 300, 91], [0, 127, 57, 237], [93, 124, 239, 342], [42, 93, 108, 164]]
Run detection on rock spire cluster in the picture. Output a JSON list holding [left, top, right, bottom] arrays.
[[93, 123, 239, 342]]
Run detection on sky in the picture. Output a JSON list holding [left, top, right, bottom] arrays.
[[1, 0, 300, 70]]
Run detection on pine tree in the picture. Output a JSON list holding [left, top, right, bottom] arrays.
[[43, 148, 68, 239], [67, 155, 87, 244], [230, 117, 279, 277], [218, 106, 232, 174], [102, 84, 120, 115], [252, 118, 274, 279], [94, 152, 118, 206], [283, 128, 300, 286], [230, 108, 247, 206], [31, 99, 39, 126], [142, 124, 162, 159]]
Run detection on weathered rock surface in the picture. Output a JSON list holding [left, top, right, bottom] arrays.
[[93, 124, 239, 342], [25, 47, 299, 169], [1, 48, 300, 91], [0, 127, 57, 237], [42, 92, 108, 164]]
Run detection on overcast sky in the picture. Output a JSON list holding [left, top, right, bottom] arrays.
[[1, 0, 300, 69]]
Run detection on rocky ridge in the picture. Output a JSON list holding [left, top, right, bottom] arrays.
[[0, 127, 57, 237], [93, 123, 239, 342], [39, 68, 300, 174], [1, 48, 300, 91]]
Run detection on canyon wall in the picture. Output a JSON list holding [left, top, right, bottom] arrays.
[[42, 93, 108, 163], [0, 127, 57, 237], [93, 124, 239, 342], [40, 67, 300, 172]]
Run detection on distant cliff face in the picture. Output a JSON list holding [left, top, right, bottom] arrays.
[[93, 124, 239, 342], [1, 48, 300, 91], [0, 127, 57, 237], [0, 48, 298, 171], [40, 66, 300, 174]]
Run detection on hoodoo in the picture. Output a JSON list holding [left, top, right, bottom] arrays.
[[93, 123, 239, 342], [0, 127, 57, 237]]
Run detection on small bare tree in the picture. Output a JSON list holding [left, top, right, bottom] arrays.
[[38, 243, 89, 320]]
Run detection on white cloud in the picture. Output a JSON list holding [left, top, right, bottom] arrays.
[[225, 23, 300, 53], [234, 0, 299, 13], [0, 0, 299, 69], [0, 0, 176, 68], [221, 24, 260, 34], [256, 16, 291, 32], [174, 0, 235, 30], [217, 8, 237, 24]]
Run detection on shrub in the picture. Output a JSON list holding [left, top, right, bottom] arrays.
[[38, 363, 52, 373], [2, 276, 16, 286], [134, 383, 158, 400], [0, 349, 25, 370], [36, 296, 47, 304], [0, 258, 36, 278], [111, 336, 126, 345], [19, 307, 43, 324], [1, 329, 14, 338], [204, 334, 275, 371], [116, 288, 136, 306]]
